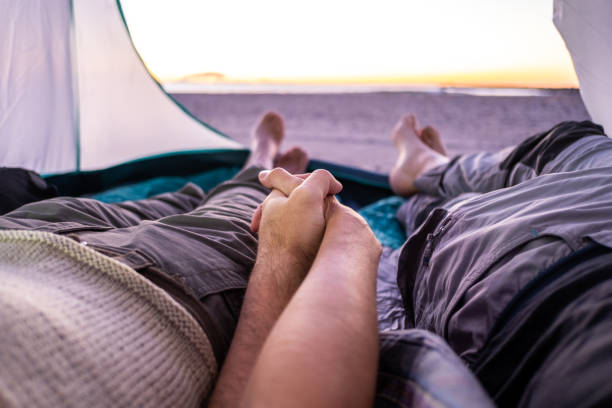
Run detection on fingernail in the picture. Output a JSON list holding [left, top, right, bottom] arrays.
[[258, 170, 271, 180]]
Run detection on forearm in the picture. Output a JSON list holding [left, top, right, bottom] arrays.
[[243, 232, 381, 408], [209, 254, 307, 407]]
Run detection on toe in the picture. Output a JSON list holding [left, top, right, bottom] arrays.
[[263, 111, 283, 128], [407, 114, 420, 132], [423, 126, 438, 137]]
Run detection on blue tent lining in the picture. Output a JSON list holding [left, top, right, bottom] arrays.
[[90, 166, 241, 203], [357, 196, 406, 249], [90, 168, 407, 249]]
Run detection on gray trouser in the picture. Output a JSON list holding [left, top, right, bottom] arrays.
[[0, 166, 268, 365], [0, 166, 498, 408], [395, 120, 612, 364]]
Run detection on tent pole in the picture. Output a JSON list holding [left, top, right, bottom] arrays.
[[69, 0, 81, 173]]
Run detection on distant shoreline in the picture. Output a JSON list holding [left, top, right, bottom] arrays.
[[163, 82, 578, 97]]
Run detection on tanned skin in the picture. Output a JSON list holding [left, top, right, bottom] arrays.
[[210, 112, 452, 407], [209, 168, 381, 407]]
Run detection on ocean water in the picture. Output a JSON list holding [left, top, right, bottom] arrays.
[[163, 82, 554, 97]]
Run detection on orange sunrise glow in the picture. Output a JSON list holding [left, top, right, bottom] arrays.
[[120, 0, 577, 89]]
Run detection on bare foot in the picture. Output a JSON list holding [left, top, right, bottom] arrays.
[[419, 126, 447, 156], [390, 114, 449, 196], [244, 112, 285, 169], [274, 146, 309, 174]]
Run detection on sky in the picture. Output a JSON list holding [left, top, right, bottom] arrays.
[[120, 0, 578, 88]]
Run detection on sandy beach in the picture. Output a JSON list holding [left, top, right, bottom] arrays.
[[172, 90, 590, 173]]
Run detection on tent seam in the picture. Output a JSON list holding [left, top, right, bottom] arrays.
[[68, 0, 81, 172], [114, 0, 239, 143]]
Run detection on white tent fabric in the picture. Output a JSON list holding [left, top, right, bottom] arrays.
[[0, 0, 242, 176], [0, 2, 77, 174], [554, 0, 612, 135]]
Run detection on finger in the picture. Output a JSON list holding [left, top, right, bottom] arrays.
[[250, 189, 286, 232], [294, 173, 311, 180], [258, 168, 304, 196], [294, 169, 343, 201], [323, 195, 340, 220], [250, 203, 263, 232]]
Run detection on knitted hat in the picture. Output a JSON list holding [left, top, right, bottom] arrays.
[[0, 230, 217, 407]]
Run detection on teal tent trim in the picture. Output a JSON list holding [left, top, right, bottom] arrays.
[[45, 149, 249, 196], [307, 159, 392, 209], [308, 159, 388, 189], [45, 150, 393, 210]]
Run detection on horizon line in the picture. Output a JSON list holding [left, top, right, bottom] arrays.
[[157, 74, 579, 90], [160, 79, 579, 90]]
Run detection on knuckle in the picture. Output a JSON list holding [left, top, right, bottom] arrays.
[[269, 167, 286, 178], [312, 168, 332, 179], [293, 185, 316, 201], [261, 192, 281, 208], [261, 195, 273, 206]]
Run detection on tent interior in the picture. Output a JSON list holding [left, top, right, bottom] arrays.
[[0, 0, 609, 249]]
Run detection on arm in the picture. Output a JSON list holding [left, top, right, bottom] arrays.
[[243, 202, 382, 408], [207, 252, 306, 407], [209, 169, 343, 407]]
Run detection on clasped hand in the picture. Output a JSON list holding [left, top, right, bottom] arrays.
[[252, 168, 380, 276]]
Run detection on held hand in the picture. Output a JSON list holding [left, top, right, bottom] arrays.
[[252, 168, 342, 271], [323, 197, 382, 261], [242, 178, 381, 408], [210, 168, 341, 408]]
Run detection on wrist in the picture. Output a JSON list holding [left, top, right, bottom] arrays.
[[252, 246, 311, 294], [323, 218, 382, 260]]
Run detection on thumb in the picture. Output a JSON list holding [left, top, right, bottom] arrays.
[[296, 169, 343, 202], [323, 195, 341, 221], [250, 203, 263, 232]]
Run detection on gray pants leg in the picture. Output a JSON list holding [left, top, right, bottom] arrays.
[[396, 120, 612, 363], [414, 121, 608, 198], [0, 182, 206, 231], [0, 167, 269, 366]]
